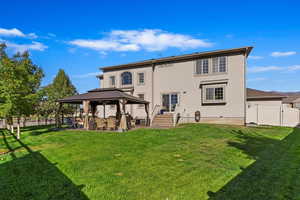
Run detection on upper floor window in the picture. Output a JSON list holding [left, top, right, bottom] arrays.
[[137, 93, 145, 108], [212, 56, 227, 73], [195, 59, 209, 74], [121, 72, 132, 85], [110, 104, 116, 109], [137, 72, 145, 85], [196, 56, 227, 75], [202, 84, 226, 104], [109, 76, 115, 87]]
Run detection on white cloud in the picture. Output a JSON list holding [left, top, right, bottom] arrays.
[[0, 28, 25, 37], [5, 41, 47, 53], [248, 55, 264, 60], [99, 51, 107, 56], [271, 51, 296, 57], [247, 77, 267, 82], [27, 33, 38, 39], [69, 29, 213, 53], [73, 72, 101, 78], [225, 34, 234, 39], [248, 65, 300, 73], [47, 33, 56, 37], [286, 65, 300, 71], [248, 66, 282, 73], [69, 39, 139, 52], [68, 48, 76, 54], [0, 27, 37, 38]]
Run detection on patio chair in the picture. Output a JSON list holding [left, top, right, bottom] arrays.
[[88, 118, 97, 130], [95, 118, 107, 130], [130, 119, 136, 128], [76, 119, 84, 128], [71, 118, 77, 128], [107, 117, 117, 130]]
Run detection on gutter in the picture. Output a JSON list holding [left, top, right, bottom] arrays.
[[100, 46, 254, 72], [244, 51, 247, 125]]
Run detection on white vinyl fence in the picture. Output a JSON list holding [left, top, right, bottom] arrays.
[[246, 104, 300, 127], [0, 119, 55, 129]]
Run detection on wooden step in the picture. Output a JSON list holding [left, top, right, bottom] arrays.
[[152, 119, 173, 122], [151, 114, 174, 129]]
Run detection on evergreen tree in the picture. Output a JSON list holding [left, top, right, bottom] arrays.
[[35, 85, 54, 125], [46, 69, 77, 126]]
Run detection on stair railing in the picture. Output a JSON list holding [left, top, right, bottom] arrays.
[[173, 104, 185, 126], [173, 104, 179, 126], [150, 104, 161, 126]]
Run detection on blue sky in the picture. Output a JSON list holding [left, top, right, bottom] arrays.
[[1, 0, 299, 93]]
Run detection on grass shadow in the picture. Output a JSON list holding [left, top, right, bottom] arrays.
[[0, 130, 89, 200], [16, 125, 56, 136], [208, 128, 300, 200]]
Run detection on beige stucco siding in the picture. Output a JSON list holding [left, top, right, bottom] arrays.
[[153, 54, 245, 122], [99, 66, 153, 118], [98, 53, 246, 125]]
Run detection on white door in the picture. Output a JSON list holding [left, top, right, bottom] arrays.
[[162, 93, 178, 112]]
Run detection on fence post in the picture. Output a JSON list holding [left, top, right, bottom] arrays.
[[256, 104, 259, 125], [280, 106, 282, 126]]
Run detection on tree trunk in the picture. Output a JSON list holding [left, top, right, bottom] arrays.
[[45, 117, 48, 125], [11, 125, 14, 133], [61, 113, 64, 125], [2, 119, 5, 129], [56, 113, 59, 128], [37, 116, 40, 126], [17, 118, 20, 139], [23, 117, 26, 127], [56, 103, 63, 128], [6, 118, 10, 130]]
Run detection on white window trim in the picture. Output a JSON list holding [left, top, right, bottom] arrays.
[[120, 71, 133, 87], [213, 56, 227, 74], [137, 93, 145, 108], [160, 92, 180, 112], [137, 71, 146, 86], [194, 56, 228, 76], [109, 75, 116, 88], [202, 84, 226, 104], [195, 58, 210, 75]]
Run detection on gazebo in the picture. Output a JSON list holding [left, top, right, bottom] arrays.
[[57, 88, 150, 130]]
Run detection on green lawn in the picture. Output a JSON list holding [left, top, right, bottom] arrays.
[[1, 124, 300, 200]]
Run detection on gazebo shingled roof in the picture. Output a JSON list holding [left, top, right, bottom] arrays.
[[57, 88, 149, 105]]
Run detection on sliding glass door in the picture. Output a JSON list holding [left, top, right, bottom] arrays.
[[162, 93, 178, 112]]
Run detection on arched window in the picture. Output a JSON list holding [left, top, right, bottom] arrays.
[[121, 72, 132, 85]]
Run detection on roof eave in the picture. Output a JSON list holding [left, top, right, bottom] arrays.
[[100, 46, 253, 72], [247, 96, 286, 100]]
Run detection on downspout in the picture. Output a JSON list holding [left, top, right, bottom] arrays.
[[151, 63, 155, 115], [244, 50, 247, 126]]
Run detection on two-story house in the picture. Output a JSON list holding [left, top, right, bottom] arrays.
[[96, 46, 253, 126]]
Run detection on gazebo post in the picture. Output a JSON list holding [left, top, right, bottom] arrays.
[[83, 100, 90, 130], [116, 101, 121, 124], [119, 99, 128, 131], [103, 102, 106, 118], [90, 102, 97, 130], [57, 102, 63, 128], [145, 103, 150, 126], [91, 103, 97, 119], [57, 88, 150, 130]]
